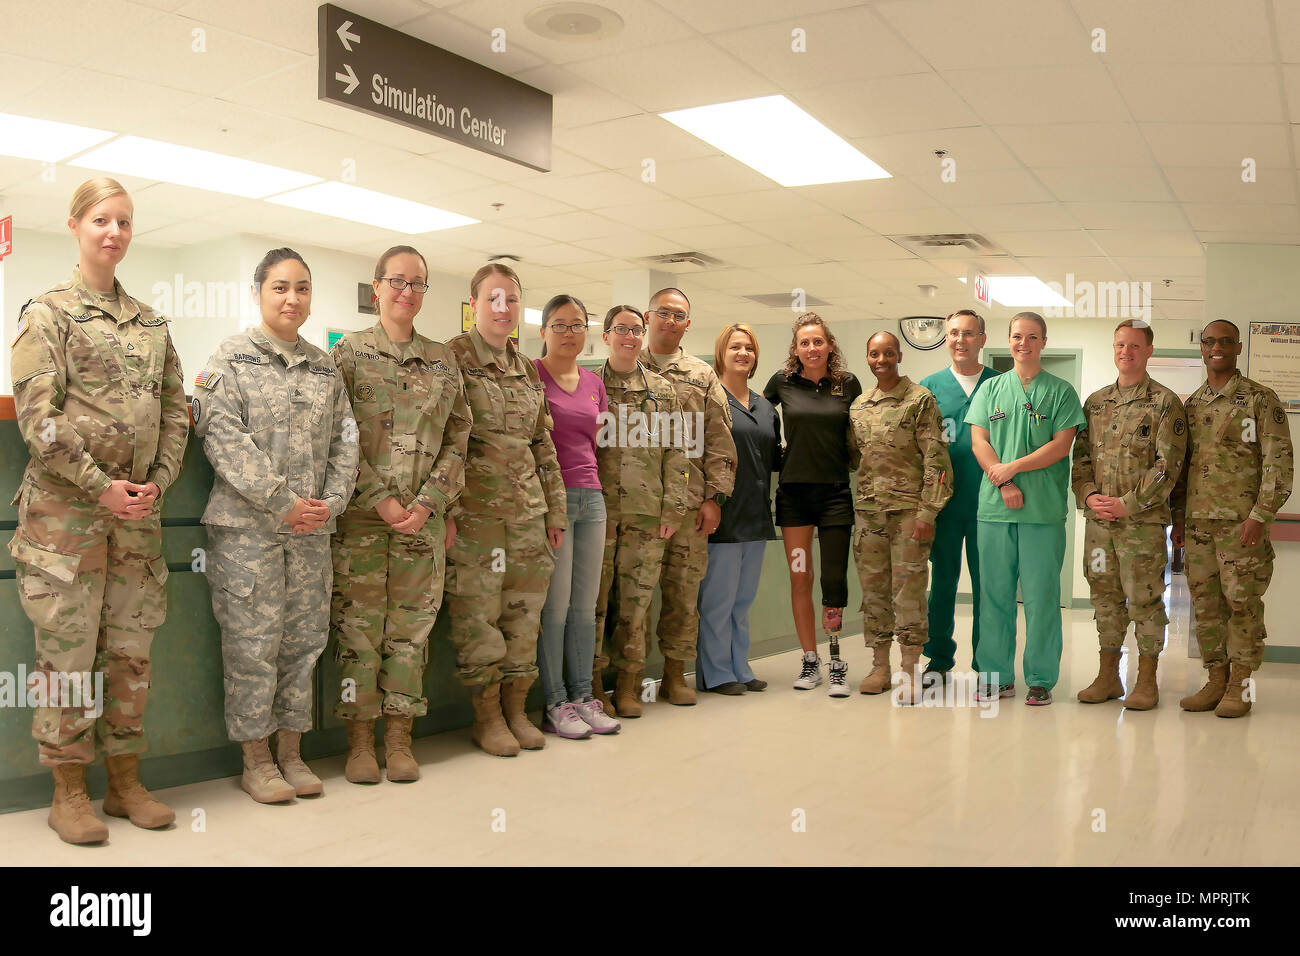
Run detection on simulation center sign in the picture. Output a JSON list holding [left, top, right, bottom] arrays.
[[317, 4, 553, 172]]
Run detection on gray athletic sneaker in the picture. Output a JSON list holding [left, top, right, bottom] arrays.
[[793, 651, 823, 690], [828, 660, 850, 698]]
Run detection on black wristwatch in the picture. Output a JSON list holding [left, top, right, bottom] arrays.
[[711, 493, 727, 507]]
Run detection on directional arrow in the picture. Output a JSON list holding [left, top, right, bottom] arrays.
[[337, 19, 360, 51], [335, 63, 359, 95]]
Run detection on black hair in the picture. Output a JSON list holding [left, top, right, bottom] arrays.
[[1202, 318, 1240, 339], [540, 294, 588, 357], [254, 247, 310, 288], [604, 304, 645, 333], [867, 330, 901, 353], [648, 287, 690, 311]]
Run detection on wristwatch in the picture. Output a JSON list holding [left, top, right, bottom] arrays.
[[711, 492, 727, 507]]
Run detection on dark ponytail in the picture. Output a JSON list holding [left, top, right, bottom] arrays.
[[540, 293, 588, 358], [254, 247, 310, 288]]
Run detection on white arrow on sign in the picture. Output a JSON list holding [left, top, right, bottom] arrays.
[[337, 20, 361, 51], [335, 63, 359, 95]]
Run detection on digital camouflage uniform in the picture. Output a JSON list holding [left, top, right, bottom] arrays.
[[193, 326, 357, 741], [444, 327, 566, 687], [328, 323, 470, 720], [8, 269, 189, 766], [593, 361, 689, 677], [1072, 374, 1186, 658], [846, 377, 953, 649], [1173, 371, 1293, 670], [640, 348, 736, 662]]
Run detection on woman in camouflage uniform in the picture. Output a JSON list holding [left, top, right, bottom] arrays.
[[8, 178, 188, 844]]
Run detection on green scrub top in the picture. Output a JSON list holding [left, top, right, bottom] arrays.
[[920, 366, 1001, 518], [964, 369, 1085, 524]]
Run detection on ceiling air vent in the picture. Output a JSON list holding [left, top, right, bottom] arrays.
[[887, 234, 1006, 258], [642, 251, 723, 273], [742, 293, 831, 309]]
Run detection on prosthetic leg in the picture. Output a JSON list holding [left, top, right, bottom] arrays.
[[824, 607, 849, 698]]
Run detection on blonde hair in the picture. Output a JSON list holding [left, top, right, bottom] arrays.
[[715, 323, 759, 379], [470, 262, 522, 300], [69, 177, 129, 221]]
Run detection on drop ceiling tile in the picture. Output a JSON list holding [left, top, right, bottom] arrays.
[[656, 222, 781, 251], [994, 123, 1152, 167], [131, 182, 244, 220], [243, 128, 415, 182], [1151, 299, 1206, 320], [129, 99, 321, 158], [632, 155, 788, 200], [853, 127, 1021, 179], [794, 75, 982, 139], [571, 231, 682, 259], [791, 236, 919, 261], [845, 208, 977, 235], [1062, 203, 1189, 231], [515, 210, 626, 241], [512, 64, 640, 129], [527, 170, 664, 207], [1113, 257, 1206, 278], [0, 157, 45, 191], [1034, 167, 1174, 203], [437, 182, 575, 220], [1141, 123, 1291, 169], [914, 168, 1055, 206], [790, 177, 937, 213], [1070, 0, 1275, 63], [951, 202, 1080, 232], [595, 200, 726, 232], [691, 269, 779, 292], [0, 0, 167, 65], [395, 9, 546, 74], [1183, 204, 1300, 233], [944, 66, 1129, 125], [554, 114, 719, 170], [746, 215, 875, 244], [846, 258, 949, 281], [17, 68, 202, 131], [692, 189, 830, 223], [1092, 231, 1204, 258], [1165, 167, 1296, 204], [1196, 231, 1300, 244], [134, 219, 237, 245], [0, 55, 72, 113], [1277, 0, 1300, 62], [653, 0, 854, 34], [985, 230, 1104, 257], [519, 243, 615, 268], [875, 0, 1094, 70], [1110, 65, 1285, 123], [366, 155, 498, 202], [704, 243, 821, 268], [1019, 257, 1132, 280]]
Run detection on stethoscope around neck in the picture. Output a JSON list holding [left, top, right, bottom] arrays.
[[603, 359, 659, 416]]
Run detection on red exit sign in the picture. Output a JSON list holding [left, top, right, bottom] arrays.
[[0, 216, 11, 260], [972, 271, 990, 307]]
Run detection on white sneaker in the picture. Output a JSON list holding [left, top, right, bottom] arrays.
[[541, 701, 592, 739], [793, 651, 823, 690], [573, 697, 620, 735], [828, 660, 850, 698]]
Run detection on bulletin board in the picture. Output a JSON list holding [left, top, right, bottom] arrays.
[[1247, 321, 1300, 411]]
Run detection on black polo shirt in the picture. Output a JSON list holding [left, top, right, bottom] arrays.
[[711, 388, 782, 543], [763, 369, 862, 485]]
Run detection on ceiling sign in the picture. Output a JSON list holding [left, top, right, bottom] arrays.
[[317, 3, 553, 171]]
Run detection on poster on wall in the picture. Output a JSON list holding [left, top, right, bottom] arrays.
[[462, 301, 518, 344], [1247, 322, 1300, 411]]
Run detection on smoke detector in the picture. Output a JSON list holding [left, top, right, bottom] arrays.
[[525, 3, 625, 42]]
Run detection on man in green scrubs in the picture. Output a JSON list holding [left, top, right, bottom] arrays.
[[920, 310, 999, 678], [965, 312, 1086, 705]]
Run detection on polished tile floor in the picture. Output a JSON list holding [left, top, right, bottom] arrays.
[[5, 576, 1297, 866]]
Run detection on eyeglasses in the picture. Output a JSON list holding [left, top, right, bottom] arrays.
[[650, 308, 688, 325], [547, 322, 588, 335], [1200, 336, 1239, 347], [609, 325, 646, 337], [378, 277, 429, 294]]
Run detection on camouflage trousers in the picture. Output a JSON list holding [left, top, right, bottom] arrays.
[[206, 526, 331, 742], [330, 512, 445, 720], [655, 522, 709, 662], [1185, 519, 1273, 670], [593, 513, 668, 675], [9, 484, 168, 766], [444, 513, 553, 686], [1083, 518, 1170, 657], [852, 510, 933, 648]]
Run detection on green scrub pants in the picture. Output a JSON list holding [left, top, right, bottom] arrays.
[[923, 512, 980, 672], [975, 521, 1066, 691]]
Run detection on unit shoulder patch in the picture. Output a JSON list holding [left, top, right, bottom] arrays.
[[1173, 417, 1185, 435], [1274, 406, 1287, 425]]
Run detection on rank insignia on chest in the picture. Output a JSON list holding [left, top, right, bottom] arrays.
[[194, 369, 222, 390], [1140, 424, 1150, 438], [356, 384, 375, 401]]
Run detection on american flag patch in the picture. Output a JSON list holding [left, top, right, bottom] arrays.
[[194, 369, 222, 390], [11, 312, 28, 346]]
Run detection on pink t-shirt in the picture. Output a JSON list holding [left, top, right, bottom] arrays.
[[535, 361, 608, 490]]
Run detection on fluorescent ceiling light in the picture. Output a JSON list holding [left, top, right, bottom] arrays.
[[70, 136, 321, 198], [988, 276, 1072, 308], [267, 181, 478, 234], [0, 112, 114, 162], [659, 95, 890, 187]]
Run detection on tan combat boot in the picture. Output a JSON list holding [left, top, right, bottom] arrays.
[[614, 670, 643, 718], [274, 730, 323, 796], [1077, 648, 1124, 703], [660, 658, 697, 706], [48, 765, 108, 845], [470, 683, 521, 756], [383, 716, 420, 782], [896, 644, 923, 706], [501, 678, 546, 750], [1214, 663, 1253, 718], [240, 739, 296, 803], [591, 668, 616, 715], [103, 754, 175, 827], [1180, 662, 1228, 712], [1123, 655, 1159, 711], [343, 719, 380, 784], [859, 643, 893, 695]]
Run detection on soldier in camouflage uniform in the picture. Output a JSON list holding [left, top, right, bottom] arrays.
[[8, 179, 188, 844], [1172, 319, 1293, 718], [1071, 320, 1187, 711], [592, 305, 689, 718], [193, 249, 357, 802], [846, 332, 953, 705], [445, 264, 567, 757], [329, 246, 470, 784], [641, 288, 737, 706]]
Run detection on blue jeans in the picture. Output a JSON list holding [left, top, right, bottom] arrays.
[[695, 541, 765, 689], [539, 487, 607, 706]]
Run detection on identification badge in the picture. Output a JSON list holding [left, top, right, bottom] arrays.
[[989, 411, 1006, 422]]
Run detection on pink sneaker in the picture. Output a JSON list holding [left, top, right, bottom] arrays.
[[572, 697, 621, 735], [542, 702, 592, 739]]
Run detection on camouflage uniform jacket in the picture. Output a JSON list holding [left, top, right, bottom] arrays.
[[597, 361, 689, 527], [846, 376, 953, 524], [331, 322, 470, 516], [9, 267, 188, 502], [192, 326, 357, 534], [1172, 371, 1294, 527], [447, 326, 567, 530], [640, 347, 736, 510], [1071, 374, 1187, 525]]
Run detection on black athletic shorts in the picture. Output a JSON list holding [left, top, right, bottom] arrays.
[[774, 481, 854, 528]]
